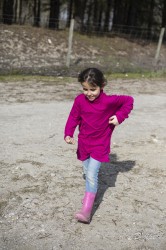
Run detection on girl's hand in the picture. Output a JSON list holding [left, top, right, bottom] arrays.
[[65, 136, 75, 144], [109, 115, 119, 126]]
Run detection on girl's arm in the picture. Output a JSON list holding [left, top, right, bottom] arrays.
[[111, 95, 134, 124], [64, 97, 81, 140]]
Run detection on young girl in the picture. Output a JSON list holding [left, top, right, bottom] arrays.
[[64, 68, 134, 223]]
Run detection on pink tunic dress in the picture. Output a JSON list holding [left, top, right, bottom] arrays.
[[64, 91, 134, 162]]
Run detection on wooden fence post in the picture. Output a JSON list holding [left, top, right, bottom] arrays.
[[66, 18, 74, 68], [154, 27, 165, 64]]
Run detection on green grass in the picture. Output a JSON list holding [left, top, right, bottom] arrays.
[[0, 74, 74, 83], [0, 69, 165, 82]]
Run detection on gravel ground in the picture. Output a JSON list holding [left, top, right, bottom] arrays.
[[0, 78, 166, 250]]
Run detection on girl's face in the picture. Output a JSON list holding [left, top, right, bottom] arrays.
[[81, 82, 102, 101]]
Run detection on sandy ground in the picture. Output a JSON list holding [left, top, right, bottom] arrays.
[[0, 78, 166, 250]]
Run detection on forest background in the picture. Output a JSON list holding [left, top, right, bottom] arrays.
[[0, 0, 166, 76]]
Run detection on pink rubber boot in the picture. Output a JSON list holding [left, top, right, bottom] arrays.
[[75, 192, 96, 223], [81, 193, 85, 204]]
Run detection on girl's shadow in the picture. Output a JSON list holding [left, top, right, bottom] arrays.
[[91, 153, 135, 218]]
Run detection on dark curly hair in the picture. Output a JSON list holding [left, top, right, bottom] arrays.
[[78, 68, 107, 88]]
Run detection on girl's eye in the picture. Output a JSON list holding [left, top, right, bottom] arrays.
[[83, 88, 96, 91]]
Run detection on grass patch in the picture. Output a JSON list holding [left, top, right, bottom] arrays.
[[0, 74, 75, 83], [0, 70, 165, 82]]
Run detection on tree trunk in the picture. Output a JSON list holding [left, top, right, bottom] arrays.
[[93, 0, 98, 31], [49, 0, 60, 29], [13, 0, 17, 23], [3, 0, 14, 24], [19, 0, 22, 24], [34, 0, 41, 27], [67, 0, 74, 27], [97, 4, 103, 32], [147, 0, 155, 38], [112, 0, 120, 26], [126, 0, 134, 26], [126, 0, 137, 34], [86, 0, 93, 32], [80, 0, 88, 31], [162, 0, 166, 27], [104, 0, 112, 32]]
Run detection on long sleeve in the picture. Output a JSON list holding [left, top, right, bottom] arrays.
[[64, 97, 81, 138], [114, 95, 134, 124]]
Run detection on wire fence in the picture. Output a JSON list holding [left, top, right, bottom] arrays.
[[0, 17, 166, 76], [1, 14, 165, 41]]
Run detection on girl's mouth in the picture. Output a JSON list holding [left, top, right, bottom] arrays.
[[88, 97, 94, 100]]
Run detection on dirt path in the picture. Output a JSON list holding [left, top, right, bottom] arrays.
[[0, 78, 166, 250]]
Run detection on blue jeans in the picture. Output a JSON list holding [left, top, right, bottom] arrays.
[[83, 157, 101, 193]]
